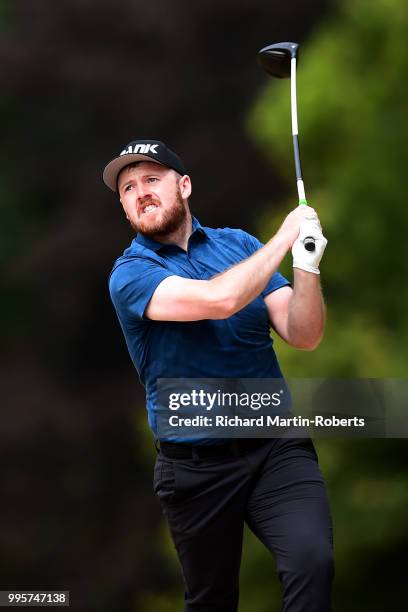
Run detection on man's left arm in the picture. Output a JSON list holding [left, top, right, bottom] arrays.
[[264, 272, 325, 350], [264, 217, 328, 350]]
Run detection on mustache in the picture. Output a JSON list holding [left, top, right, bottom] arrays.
[[139, 195, 161, 208]]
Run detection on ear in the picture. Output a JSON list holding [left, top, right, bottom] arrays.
[[179, 174, 192, 200]]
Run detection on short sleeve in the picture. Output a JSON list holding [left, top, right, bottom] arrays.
[[242, 231, 291, 298], [109, 257, 174, 321]]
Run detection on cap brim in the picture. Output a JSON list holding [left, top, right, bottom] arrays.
[[102, 154, 165, 192]]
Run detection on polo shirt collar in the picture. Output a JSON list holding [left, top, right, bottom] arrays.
[[134, 216, 208, 252]]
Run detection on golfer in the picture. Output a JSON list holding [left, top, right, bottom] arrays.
[[104, 140, 333, 612]]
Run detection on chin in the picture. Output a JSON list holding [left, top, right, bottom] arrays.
[[141, 216, 162, 233]]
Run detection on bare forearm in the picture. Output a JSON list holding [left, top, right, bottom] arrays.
[[287, 269, 325, 349], [146, 205, 321, 322], [209, 232, 289, 316]]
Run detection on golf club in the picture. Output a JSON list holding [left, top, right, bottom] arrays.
[[257, 41, 315, 251]]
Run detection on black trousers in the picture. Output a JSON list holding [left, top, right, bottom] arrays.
[[153, 437, 334, 612]]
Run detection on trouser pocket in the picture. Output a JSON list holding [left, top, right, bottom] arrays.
[[153, 455, 177, 502]]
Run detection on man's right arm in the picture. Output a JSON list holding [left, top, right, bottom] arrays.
[[146, 206, 315, 322]]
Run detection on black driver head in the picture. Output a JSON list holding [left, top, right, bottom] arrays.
[[257, 42, 299, 79]]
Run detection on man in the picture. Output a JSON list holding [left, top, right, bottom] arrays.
[[104, 139, 333, 612]]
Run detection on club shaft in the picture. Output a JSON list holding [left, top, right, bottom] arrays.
[[290, 53, 315, 251], [293, 138, 305, 200], [290, 57, 306, 203]]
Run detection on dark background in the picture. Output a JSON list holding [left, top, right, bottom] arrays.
[[1, 1, 407, 611]]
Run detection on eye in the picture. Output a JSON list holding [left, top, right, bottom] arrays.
[[147, 177, 158, 183], [124, 184, 133, 192]]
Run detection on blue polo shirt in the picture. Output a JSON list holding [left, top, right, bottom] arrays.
[[109, 217, 290, 439]]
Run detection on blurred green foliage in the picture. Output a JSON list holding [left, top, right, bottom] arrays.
[[249, 0, 408, 377], [246, 0, 408, 610]]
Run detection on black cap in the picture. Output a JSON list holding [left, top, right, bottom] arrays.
[[102, 139, 187, 192]]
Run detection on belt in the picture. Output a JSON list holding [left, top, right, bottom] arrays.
[[159, 438, 268, 459]]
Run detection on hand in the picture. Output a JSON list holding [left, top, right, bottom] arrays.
[[277, 205, 320, 249], [292, 219, 328, 274]]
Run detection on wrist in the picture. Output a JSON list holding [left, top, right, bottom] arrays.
[[273, 228, 293, 252], [293, 262, 320, 275], [293, 267, 322, 285]]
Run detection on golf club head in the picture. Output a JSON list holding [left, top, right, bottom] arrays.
[[257, 42, 299, 78]]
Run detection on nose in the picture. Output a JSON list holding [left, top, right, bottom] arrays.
[[136, 183, 152, 201]]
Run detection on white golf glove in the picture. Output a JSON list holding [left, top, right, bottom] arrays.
[[292, 219, 328, 274]]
